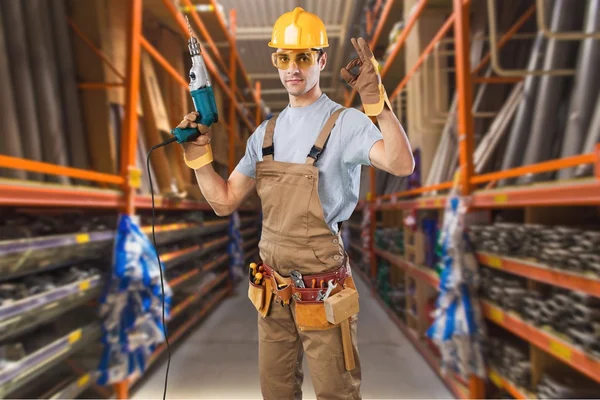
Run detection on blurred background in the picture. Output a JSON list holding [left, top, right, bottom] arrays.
[[0, 0, 599, 399]]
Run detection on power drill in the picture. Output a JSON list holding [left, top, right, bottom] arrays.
[[170, 16, 219, 143]]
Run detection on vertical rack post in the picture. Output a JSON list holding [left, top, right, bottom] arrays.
[[595, 143, 600, 180], [369, 166, 377, 280], [453, 0, 475, 197], [453, 0, 484, 397], [255, 81, 261, 126], [115, 1, 143, 397], [120, 0, 144, 216], [228, 9, 238, 175]]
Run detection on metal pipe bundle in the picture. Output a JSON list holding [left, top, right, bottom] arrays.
[[519, 0, 583, 184], [558, 0, 600, 180]]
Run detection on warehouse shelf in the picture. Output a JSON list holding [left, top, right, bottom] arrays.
[[163, 245, 203, 270], [375, 248, 440, 289], [128, 286, 230, 387], [170, 271, 229, 319], [0, 275, 102, 341], [240, 227, 258, 238], [488, 368, 531, 400], [168, 255, 229, 290], [0, 323, 101, 399], [244, 249, 259, 263], [477, 252, 600, 298], [374, 178, 600, 210], [482, 301, 600, 384], [243, 238, 259, 251], [47, 371, 98, 400], [351, 263, 469, 399], [141, 220, 228, 245], [0, 231, 113, 281], [0, 179, 258, 212]]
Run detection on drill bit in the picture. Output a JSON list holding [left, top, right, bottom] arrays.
[[185, 15, 193, 37]]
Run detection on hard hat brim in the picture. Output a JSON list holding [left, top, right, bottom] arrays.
[[268, 42, 329, 49]]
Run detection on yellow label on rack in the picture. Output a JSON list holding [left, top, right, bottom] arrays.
[[493, 194, 508, 204], [487, 256, 502, 269], [128, 168, 142, 189], [434, 199, 442, 207], [418, 199, 427, 208], [79, 280, 91, 291], [77, 374, 90, 388], [549, 339, 572, 362], [489, 370, 503, 388], [489, 307, 504, 324], [68, 329, 82, 344], [75, 233, 90, 244]]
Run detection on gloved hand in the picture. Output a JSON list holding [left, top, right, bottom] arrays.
[[177, 111, 214, 169], [340, 37, 392, 116]]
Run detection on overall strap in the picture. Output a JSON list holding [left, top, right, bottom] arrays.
[[306, 108, 345, 165], [262, 115, 279, 160]]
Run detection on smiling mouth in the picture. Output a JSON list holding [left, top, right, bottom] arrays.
[[286, 79, 303, 83]]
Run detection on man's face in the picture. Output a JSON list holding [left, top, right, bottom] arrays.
[[272, 49, 327, 97]]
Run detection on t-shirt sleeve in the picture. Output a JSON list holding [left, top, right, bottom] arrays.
[[234, 120, 267, 179], [340, 108, 384, 167]]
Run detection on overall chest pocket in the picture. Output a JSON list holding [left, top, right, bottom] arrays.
[[256, 169, 315, 238]]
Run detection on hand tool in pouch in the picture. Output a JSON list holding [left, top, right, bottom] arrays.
[[324, 288, 360, 371], [145, 17, 219, 400]]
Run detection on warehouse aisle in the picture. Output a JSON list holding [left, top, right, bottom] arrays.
[[133, 272, 452, 399]]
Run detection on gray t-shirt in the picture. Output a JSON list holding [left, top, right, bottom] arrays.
[[235, 94, 383, 234]]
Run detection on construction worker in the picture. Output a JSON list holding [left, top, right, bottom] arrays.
[[177, 7, 414, 400]]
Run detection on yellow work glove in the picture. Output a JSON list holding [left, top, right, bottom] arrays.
[[177, 111, 214, 169], [340, 37, 392, 117]]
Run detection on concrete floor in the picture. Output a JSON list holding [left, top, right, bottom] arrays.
[[132, 273, 452, 399]]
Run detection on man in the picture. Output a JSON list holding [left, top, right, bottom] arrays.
[[177, 7, 414, 400]]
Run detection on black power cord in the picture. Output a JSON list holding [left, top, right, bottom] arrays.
[[146, 137, 177, 400]]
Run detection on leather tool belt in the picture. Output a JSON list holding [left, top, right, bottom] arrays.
[[261, 260, 350, 304]]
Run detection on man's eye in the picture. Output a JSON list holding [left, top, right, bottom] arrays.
[[278, 56, 289, 62], [298, 55, 310, 62]]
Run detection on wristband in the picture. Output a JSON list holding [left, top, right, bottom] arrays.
[[184, 145, 213, 169]]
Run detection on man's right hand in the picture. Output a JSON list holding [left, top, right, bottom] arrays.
[[178, 112, 213, 164]]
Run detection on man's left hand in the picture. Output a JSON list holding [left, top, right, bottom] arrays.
[[340, 37, 392, 116]]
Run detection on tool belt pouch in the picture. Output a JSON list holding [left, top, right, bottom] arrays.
[[294, 288, 339, 331], [248, 275, 272, 318]]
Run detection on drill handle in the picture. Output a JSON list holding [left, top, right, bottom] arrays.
[[171, 86, 219, 144]]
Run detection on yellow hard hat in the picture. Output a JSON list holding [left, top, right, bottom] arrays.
[[268, 7, 329, 49]]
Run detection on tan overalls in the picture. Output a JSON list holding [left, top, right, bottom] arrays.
[[247, 108, 362, 400]]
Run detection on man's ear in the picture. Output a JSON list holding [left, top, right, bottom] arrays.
[[320, 52, 327, 71]]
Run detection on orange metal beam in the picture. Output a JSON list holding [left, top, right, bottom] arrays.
[[77, 82, 125, 90], [595, 143, 600, 180], [0, 155, 124, 184], [140, 36, 189, 89], [345, 0, 396, 107], [255, 81, 262, 126], [369, 167, 377, 280], [378, 180, 454, 200], [370, 0, 395, 51], [470, 153, 595, 184], [477, 252, 600, 297], [471, 4, 537, 75], [228, 9, 237, 174], [482, 301, 600, 384], [119, 0, 143, 218], [0, 183, 122, 208], [379, 0, 429, 79], [453, 0, 475, 197], [181, 0, 228, 73], [390, 14, 456, 101], [208, 0, 260, 119], [160, 0, 256, 132], [66, 17, 125, 81]]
